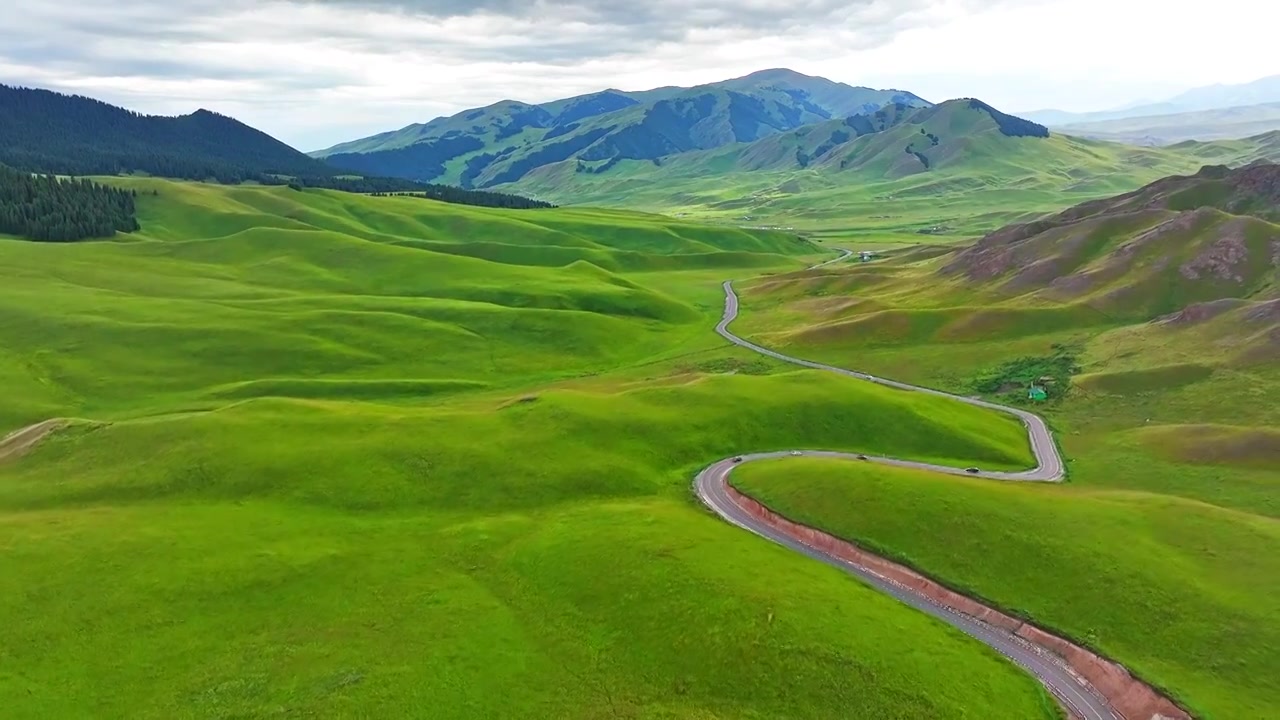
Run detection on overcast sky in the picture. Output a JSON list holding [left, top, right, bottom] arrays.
[[4, 0, 1278, 150]]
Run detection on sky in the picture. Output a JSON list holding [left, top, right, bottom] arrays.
[[3, 0, 1278, 151]]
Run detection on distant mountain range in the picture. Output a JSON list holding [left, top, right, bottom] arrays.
[[311, 69, 931, 188], [1053, 103, 1280, 146], [6, 71, 1280, 231], [1023, 75, 1280, 128]]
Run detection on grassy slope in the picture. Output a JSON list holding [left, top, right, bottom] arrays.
[[735, 235, 1279, 514], [507, 114, 1280, 246], [508, 124, 1280, 245], [732, 460, 1279, 720], [0, 180, 1057, 719], [727, 215, 1278, 718], [0, 179, 814, 429]]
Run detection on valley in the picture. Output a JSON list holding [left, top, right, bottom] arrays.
[[1, 64, 1278, 720]]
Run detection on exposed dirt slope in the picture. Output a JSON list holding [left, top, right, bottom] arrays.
[[0, 420, 64, 463]]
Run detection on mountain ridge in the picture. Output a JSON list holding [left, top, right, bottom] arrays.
[[1052, 102, 1280, 146], [0, 83, 333, 182], [1023, 74, 1280, 127], [0, 84, 555, 208], [312, 69, 931, 189]]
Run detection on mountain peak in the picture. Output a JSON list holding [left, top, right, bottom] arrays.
[[738, 68, 815, 82]]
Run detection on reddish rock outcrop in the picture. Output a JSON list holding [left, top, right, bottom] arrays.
[[724, 482, 1193, 720]]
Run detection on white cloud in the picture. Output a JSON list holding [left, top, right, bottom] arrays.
[[1, 0, 1277, 150]]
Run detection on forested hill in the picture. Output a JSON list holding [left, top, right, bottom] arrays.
[[0, 163, 139, 242], [0, 85, 554, 209], [0, 84, 336, 183]]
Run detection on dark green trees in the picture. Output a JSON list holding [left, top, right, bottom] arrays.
[[0, 165, 139, 242]]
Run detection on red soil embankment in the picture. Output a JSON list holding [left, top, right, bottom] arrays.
[[724, 483, 1192, 720]]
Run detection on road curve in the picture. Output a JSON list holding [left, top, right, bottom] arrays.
[[695, 267, 1113, 720]]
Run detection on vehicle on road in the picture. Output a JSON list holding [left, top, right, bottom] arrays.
[[857, 454, 868, 460], [790, 451, 801, 456], [733, 456, 744, 463], [965, 467, 980, 474]]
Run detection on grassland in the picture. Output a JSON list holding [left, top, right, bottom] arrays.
[[733, 460, 1280, 720], [0, 180, 1061, 719], [727, 196, 1279, 718], [508, 125, 1280, 248]]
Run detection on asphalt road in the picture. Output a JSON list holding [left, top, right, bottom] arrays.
[[694, 260, 1113, 720]]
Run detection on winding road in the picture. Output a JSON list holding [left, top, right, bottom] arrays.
[[694, 255, 1115, 720]]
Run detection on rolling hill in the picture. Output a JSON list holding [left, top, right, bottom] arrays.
[[312, 69, 930, 188], [941, 161, 1280, 322], [0, 178, 1069, 719], [724, 164, 1280, 718], [1174, 130, 1280, 167]]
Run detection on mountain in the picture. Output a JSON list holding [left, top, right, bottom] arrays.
[[942, 161, 1280, 326], [1023, 74, 1280, 128], [511, 98, 1050, 194], [1054, 102, 1280, 145], [1165, 75, 1280, 112], [0, 84, 553, 208], [0, 84, 338, 183], [312, 69, 930, 188]]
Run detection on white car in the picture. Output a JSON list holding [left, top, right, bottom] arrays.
[[790, 451, 802, 456]]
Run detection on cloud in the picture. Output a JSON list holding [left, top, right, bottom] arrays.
[[1, 0, 967, 148], [1, 0, 1277, 150]]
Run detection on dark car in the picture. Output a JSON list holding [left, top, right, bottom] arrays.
[[733, 456, 744, 463], [857, 454, 869, 460], [964, 467, 980, 474]]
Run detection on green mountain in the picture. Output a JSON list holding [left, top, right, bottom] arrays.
[[312, 69, 929, 187], [499, 99, 1280, 240], [0, 84, 339, 183], [0, 84, 553, 208], [502, 98, 1196, 232]]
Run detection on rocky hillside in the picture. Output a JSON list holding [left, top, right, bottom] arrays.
[[312, 69, 929, 188], [942, 162, 1280, 359]]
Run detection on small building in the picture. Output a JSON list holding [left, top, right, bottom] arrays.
[[1028, 385, 1048, 402]]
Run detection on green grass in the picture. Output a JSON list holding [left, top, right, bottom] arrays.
[[734, 238, 1279, 515], [722, 215, 1279, 719], [506, 122, 1278, 243], [0, 497, 1056, 720], [732, 459, 1280, 720], [0, 179, 1060, 719]]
